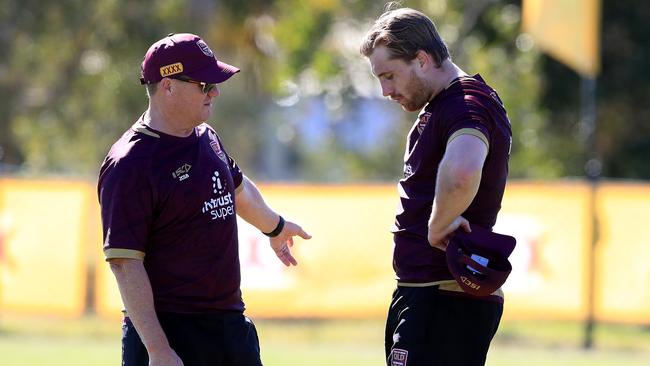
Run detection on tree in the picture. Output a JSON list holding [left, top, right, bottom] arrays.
[[2, 0, 646, 181], [535, 0, 650, 179]]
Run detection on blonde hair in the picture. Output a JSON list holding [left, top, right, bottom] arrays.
[[360, 7, 450, 67]]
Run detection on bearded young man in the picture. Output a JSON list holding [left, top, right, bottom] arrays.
[[361, 8, 513, 366]]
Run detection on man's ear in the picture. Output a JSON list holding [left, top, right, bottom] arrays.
[[161, 78, 173, 95], [415, 50, 429, 69]]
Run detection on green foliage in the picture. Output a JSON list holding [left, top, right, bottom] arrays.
[[1, 0, 200, 173], [0, 0, 646, 180], [539, 0, 650, 179]]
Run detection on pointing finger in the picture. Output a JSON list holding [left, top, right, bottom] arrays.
[[298, 228, 312, 240]]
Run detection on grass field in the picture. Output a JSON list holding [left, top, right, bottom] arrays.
[[1, 315, 649, 365]]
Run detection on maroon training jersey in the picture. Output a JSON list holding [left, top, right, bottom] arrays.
[[98, 116, 244, 313], [392, 74, 512, 284]]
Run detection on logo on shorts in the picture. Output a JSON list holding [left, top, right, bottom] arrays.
[[391, 348, 408, 366]]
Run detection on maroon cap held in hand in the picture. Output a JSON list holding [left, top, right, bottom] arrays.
[[140, 33, 240, 85], [446, 224, 516, 297]]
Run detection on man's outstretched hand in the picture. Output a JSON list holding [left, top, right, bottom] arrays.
[[270, 220, 311, 266]]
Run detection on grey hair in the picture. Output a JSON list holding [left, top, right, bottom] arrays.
[[145, 83, 158, 98]]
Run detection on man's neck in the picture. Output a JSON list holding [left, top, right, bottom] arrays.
[[144, 105, 195, 137], [430, 60, 468, 99]]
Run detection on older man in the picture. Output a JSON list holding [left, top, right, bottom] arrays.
[[98, 33, 310, 366]]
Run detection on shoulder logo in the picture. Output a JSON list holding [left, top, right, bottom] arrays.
[[208, 130, 229, 165], [490, 91, 504, 107], [172, 163, 191, 181], [417, 112, 431, 134], [196, 40, 214, 57], [160, 62, 183, 77], [403, 164, 414, 178]]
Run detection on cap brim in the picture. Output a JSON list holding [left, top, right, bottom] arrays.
[[454, 225, 517, 258], [187, 60, 240, 84], [445, 242, 512, 297]]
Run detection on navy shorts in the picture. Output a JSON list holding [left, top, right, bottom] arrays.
[[385, 286, 503, 366], [122, 311, 263, 366]]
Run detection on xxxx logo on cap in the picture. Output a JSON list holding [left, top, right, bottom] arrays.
[[140, 33, 239, 85], [160, 62, 184, 77]]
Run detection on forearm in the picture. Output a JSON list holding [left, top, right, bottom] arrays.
[[236, 175, 311, 266], [429, 159, 481, 232], [235, 176, 280, 233], [429, 134, 487, 232], [109, 259, 170, 354]]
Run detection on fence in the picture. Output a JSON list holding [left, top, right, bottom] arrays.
[[0, 178, 648, 324]]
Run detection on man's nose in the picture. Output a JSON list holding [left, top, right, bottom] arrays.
[[380, 82, 393, 97]]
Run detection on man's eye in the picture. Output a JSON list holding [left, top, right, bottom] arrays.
[[384, 74, 393, 80]]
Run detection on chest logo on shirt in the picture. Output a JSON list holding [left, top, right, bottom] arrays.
[[208, 130, 229, 165], [417, 112, 431, 134], [201, 170, 235, 221], [172, 163, 192, 181]]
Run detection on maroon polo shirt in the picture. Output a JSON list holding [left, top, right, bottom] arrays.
[[392, 74, 512, 284], [98, 117, 245, 313]]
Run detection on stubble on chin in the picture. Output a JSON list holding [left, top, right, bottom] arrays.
[[401, 75, 432, 112], [400, 96, 428, 112]]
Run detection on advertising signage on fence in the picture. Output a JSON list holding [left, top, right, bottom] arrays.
[[1, 179, 649, 324]]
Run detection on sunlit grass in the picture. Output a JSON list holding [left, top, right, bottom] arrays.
[[0, 315, 649, 366]]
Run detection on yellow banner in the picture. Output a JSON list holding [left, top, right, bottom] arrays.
[[595, 183, 650, 323], [522, 0, 601, 77], [2, 178, 649, 324], [237, 185, 396, 318], [0, 179, 89, 316], [496, 182, 592, 320]]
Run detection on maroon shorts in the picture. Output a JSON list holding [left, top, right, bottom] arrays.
[[122, 311, 262, 366], [385, 286, 502, 366]]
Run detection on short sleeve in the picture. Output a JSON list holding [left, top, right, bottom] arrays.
[[213, 134, 243, 191], [443, 96, 491, 150], [98, 157, 153, 261], [227, 154, 244, 193]]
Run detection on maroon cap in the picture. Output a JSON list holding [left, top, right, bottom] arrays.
[[140, 33, 240, 85], [446, 224, 516, 297]]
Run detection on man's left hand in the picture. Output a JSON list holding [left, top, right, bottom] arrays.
[[428, 216, 470, 252], [270, 221, 311, 266]]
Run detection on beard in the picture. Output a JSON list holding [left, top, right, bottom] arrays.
[[394, 70, 432, 112]]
